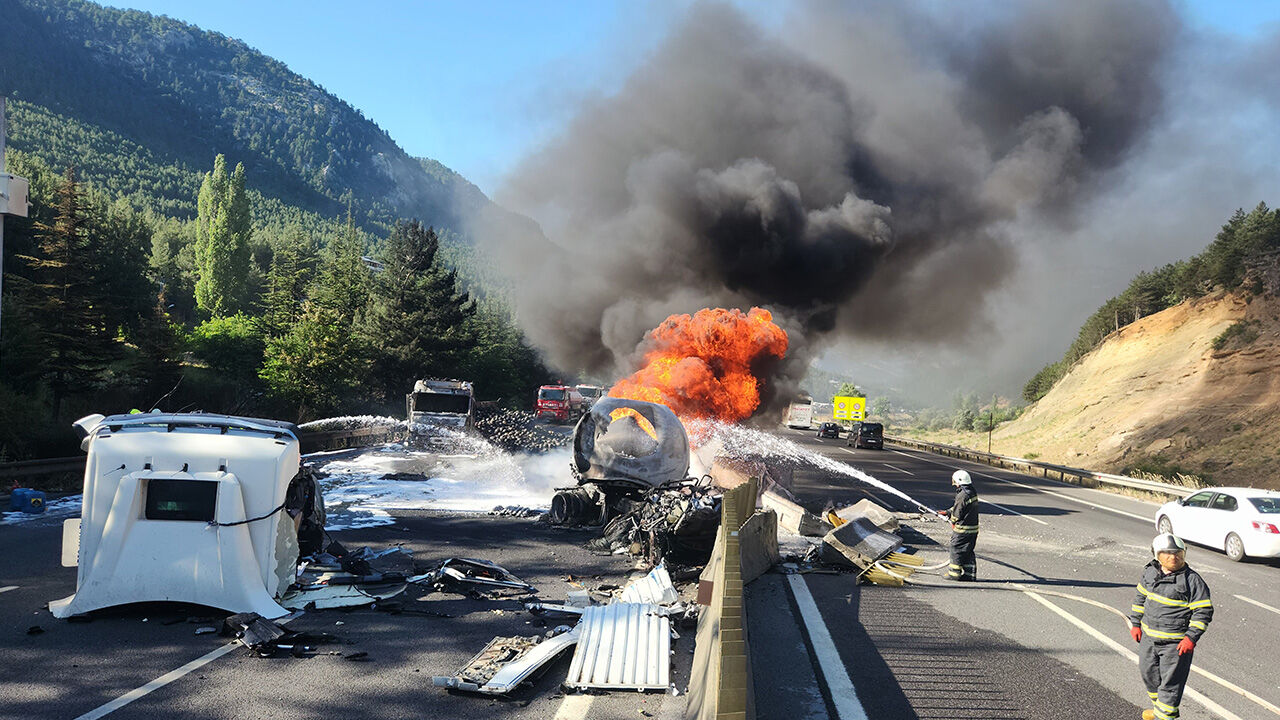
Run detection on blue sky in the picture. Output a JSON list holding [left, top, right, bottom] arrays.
[[110, 1, 1279, 196]]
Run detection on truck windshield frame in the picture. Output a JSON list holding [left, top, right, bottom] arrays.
[[540, 388, 567, 401], [412, 392, 472, 415]]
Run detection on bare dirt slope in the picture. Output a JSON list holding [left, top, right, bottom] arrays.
[[990, 291, 1280, 489]]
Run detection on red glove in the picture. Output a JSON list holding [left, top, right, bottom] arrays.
[[1130, 626, 1142, 643], [1178, 637, 1195, 655]]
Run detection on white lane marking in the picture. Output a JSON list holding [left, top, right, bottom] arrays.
[[552, 693, 594, 720], [891, 449, 1153, 522], [74, 613, 300, 719], [1022, 589, 1279, 719], [74, 643, 239, 719], [1235, 594, 1280, 617], [786, 574, 869, 720], [980, 498, 1050, 526], [0, 585, 18, 595], [881, 463, 915, 476]]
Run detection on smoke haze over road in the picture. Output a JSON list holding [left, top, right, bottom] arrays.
[[476, 0, 1280, 404]]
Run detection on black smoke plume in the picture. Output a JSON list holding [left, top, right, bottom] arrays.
[[475, 0, 1179, 392]]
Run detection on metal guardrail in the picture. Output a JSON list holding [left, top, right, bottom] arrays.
[[0, 426, 403, 482], [0, 456, 86, 479], [886, 435, 1195, 500], [297, 425, 401, 454]]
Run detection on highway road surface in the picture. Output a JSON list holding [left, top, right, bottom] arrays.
[[750, 428, 1280, 720], [3, 427, 1276, 720], [0, 510, 691, 720]]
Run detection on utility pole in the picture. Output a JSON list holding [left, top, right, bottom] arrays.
[[1, 96, 6, 353], [987, 394, 995, 454]]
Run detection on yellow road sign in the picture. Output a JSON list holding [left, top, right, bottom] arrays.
[[832, 395, 865, 421]]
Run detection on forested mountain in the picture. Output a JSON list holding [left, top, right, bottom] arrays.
[[0, 0, 493, 234], [0, 0, 556, 459]]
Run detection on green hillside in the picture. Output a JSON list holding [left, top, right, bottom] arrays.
[[0, 0, 489, 234], [0, 0, 555, 459]]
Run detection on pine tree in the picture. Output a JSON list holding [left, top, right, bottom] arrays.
[[258, 227, 314, 338], [312, 209, 370, 326], [362, 220, 475, 401], [128, 296, 182, 408], [194, 154, 251, 316], [16, 167, 117, 419]]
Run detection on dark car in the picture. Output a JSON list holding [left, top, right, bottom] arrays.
[[848, 422, 884, 449], [816, 422, 841, 439]]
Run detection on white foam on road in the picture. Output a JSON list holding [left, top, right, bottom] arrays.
[[316, 438, 570, 530]]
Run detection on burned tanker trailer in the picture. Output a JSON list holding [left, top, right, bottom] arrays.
[[550, 398, 721, 567]]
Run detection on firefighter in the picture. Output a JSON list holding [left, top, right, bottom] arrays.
[[937, 469, 979, 580], [1127, 533, 1213, 720]]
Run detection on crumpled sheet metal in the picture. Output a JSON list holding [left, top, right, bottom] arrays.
[[572, 398, 689, 490], [619, 563, 679, 606], [564, 603, 670, 691], [820, 517, 903, 571], [433, 629, 580, 694]]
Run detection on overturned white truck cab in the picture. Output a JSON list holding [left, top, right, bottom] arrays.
[[50, 413, 324, 620]]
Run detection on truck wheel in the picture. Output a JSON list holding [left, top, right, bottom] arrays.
[[1225, 533, 1246, 562]]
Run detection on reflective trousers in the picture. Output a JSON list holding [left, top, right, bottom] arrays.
[[947, 531, 977, 580], [1139, 636, 1192, 719]]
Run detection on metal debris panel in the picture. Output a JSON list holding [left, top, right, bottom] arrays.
[[619, 563, 678, 606], [564, 603, 670, 691]]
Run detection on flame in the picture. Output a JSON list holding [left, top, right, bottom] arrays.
[[608, 307, 788, 423], [610, 407, 659, 441]]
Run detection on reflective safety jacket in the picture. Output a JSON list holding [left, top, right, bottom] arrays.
[[948, 486, 979, 535], [1128, 560, 1213, 643]]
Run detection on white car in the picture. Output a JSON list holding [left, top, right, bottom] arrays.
[[1156, 487, 1280, 562]]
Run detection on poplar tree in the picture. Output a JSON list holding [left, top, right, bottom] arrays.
[[194, 155, 251, 316]]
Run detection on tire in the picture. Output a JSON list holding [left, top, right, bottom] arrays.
[[1157, 515, 1173, 535], [1225, 532, 1246, 562]]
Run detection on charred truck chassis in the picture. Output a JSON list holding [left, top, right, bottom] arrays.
[[550, 398, 720, 566]]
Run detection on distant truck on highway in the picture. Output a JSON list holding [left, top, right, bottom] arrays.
[[407, 379, 475, 443], [784, 401, 814, 429], [536, 384, 585, 423], [576, 385, 604, 409]]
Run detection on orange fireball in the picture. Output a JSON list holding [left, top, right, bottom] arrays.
[[608, 307, 788, 423]]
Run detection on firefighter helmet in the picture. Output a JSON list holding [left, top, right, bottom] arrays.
[[951, 470, 972, 486], [1152, 533, 1187, 557]]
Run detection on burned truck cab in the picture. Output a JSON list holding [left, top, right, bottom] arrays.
[[407, 378, 475, 447]]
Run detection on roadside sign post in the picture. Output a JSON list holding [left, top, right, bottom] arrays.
[[832, 395, 866, 424]]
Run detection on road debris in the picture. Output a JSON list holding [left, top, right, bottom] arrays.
[[412, 558, 536, 596], [50, 413, 323, 620], [820, 517, 908, 586], [564, 603, 670, 692], [827, 498, 899, 532], [433, 629, 580, 694], [619, 563, 679, 606]]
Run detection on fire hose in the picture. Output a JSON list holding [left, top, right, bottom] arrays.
[[873, 559, 1134, 628]]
